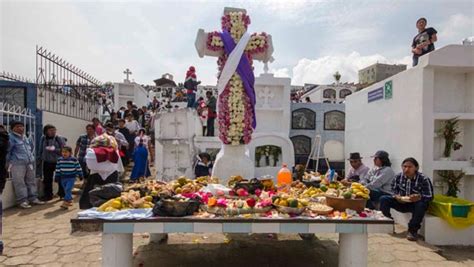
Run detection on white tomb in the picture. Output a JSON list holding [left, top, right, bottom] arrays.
[[249, 73, 295, 178], [113, 82, 149, 110], [154, 109, 200, 181], [345, 44, 474, 245]]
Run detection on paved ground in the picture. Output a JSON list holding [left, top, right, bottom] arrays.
[[2, 195, 474, 266]]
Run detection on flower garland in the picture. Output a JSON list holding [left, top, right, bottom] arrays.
[[207, 11, 267, 145]]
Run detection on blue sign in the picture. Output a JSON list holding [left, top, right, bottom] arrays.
[[368, 87, 384, 103]]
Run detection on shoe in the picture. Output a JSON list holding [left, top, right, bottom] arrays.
[[407, 231, 418, 241], [60, 202, 69, 209], [19, 202, 32, 209], [31, 199, 45, 205], [66, 201, 73, 206], [40, 196, 53, 202]]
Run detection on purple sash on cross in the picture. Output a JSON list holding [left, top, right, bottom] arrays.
[[220, 31, 257, 129]]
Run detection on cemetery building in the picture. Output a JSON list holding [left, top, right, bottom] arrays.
[[300, 83, 356, 103], [290, 102, 346, 175], [358, 63, 407, 86], [345, 44, 474, 245]]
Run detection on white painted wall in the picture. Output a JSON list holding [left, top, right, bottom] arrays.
[[345, 65, 425, 172]]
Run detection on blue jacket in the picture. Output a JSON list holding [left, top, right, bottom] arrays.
[[7, 133, 35, 165]]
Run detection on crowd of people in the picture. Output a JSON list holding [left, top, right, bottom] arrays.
[[341, 151, 434, 241]]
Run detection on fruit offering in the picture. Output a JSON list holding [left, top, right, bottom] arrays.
[[168, 176, 203, 195], [299, 187, 324, 198], [98, 190, 154, 212], [350, 183, 370, 199], [307, 202, 333, 215]]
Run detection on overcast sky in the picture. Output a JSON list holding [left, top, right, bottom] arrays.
[[1, 0, 473, 86]]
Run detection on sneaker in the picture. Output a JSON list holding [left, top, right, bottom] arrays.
[[407, 231, 418, 241], [31, 199, 45, 205], [19, 202, 32, 209]]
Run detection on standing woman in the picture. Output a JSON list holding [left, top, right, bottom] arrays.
[[38, 124, 67, 201], [125, 114, 140, 159], [130, 129, 151, 182]]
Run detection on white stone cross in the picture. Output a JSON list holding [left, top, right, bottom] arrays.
[[258, 86, 274, 108], [123, 68, 132, 83]]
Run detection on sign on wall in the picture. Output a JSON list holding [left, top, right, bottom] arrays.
[[384, 80, 393, 99], [368, 87, 383, 103]]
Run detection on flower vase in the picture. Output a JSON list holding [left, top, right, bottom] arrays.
[[212, 144, 255, 185]]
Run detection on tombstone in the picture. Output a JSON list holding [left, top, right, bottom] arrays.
[[324, 110, 345, 130], [154, 109, 200, 181], [292, 108, 316, 129], [249, 73, 295, 178]]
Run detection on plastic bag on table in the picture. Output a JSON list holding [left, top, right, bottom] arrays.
[[152, 196, 201, 217], [89, 183, 123, 207]]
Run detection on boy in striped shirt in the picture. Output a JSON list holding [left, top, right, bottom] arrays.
[[55, 146, 83, 209]]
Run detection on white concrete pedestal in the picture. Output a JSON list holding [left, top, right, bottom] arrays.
[[212, 144, 255, 184], [102, 233, 133, 267], [338, 233, 368, 267]]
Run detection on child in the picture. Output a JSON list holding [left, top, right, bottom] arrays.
[[194, 153, 213, 178], [55, 146, 83, 209]]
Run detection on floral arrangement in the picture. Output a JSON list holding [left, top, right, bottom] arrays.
[[206, 10, 269, 145], [438, 170, 464, 198], [437, 117, 463, 158]]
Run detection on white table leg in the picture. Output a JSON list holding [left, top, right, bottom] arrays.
[[102, 233, 133, 267], [338, 233, 368, 267]]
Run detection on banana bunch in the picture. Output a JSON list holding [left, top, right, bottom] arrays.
[[350, 183, 370, 199], [98, 191, 154, 212]]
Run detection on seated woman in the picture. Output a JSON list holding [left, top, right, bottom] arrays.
[[361, 150, 395, 209], [380, 157, 433, 241], [194, 153, 213, 178]]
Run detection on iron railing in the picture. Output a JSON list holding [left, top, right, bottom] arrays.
[[36, 46, 104, 121]]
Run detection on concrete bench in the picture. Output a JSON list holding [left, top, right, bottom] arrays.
[[71, 216, 394, 267], [391, 209, 474, 245]]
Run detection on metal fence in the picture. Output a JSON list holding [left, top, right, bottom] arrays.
[[36, 46, 104, 121], [0, 102, 37, 154]]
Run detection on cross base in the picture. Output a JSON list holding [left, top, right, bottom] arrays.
[[212, 144, 255, 184]]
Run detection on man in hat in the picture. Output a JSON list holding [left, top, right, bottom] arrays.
[[342, 152, 370, 185]]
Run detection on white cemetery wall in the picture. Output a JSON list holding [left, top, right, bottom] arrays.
[[345, 66, 425, 174], [42, 111, 90, 147]]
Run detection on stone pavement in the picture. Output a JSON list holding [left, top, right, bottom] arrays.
[[2, 196, 473, 267]]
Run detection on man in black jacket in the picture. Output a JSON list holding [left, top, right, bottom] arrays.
[[0, 125, 8, 195], [0, 125, 8, 255]]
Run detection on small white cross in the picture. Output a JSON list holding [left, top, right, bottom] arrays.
[[123, 68, 132, 82]]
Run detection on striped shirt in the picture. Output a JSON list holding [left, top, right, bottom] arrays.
[[55, 156, 83, 180], [392, 172, 434, 202]]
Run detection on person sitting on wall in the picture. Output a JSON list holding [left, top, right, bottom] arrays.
[[411, 17, 437, 67], [380, 157, 433, 241], [341, 152, 370, 185], [360, 150, 395, 209], [194, 153, 213, 178]]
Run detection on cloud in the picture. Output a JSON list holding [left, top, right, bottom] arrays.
[[291, 52, 409, 85], [437, 13, 474, 46], [271, 67, 290, 78]]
